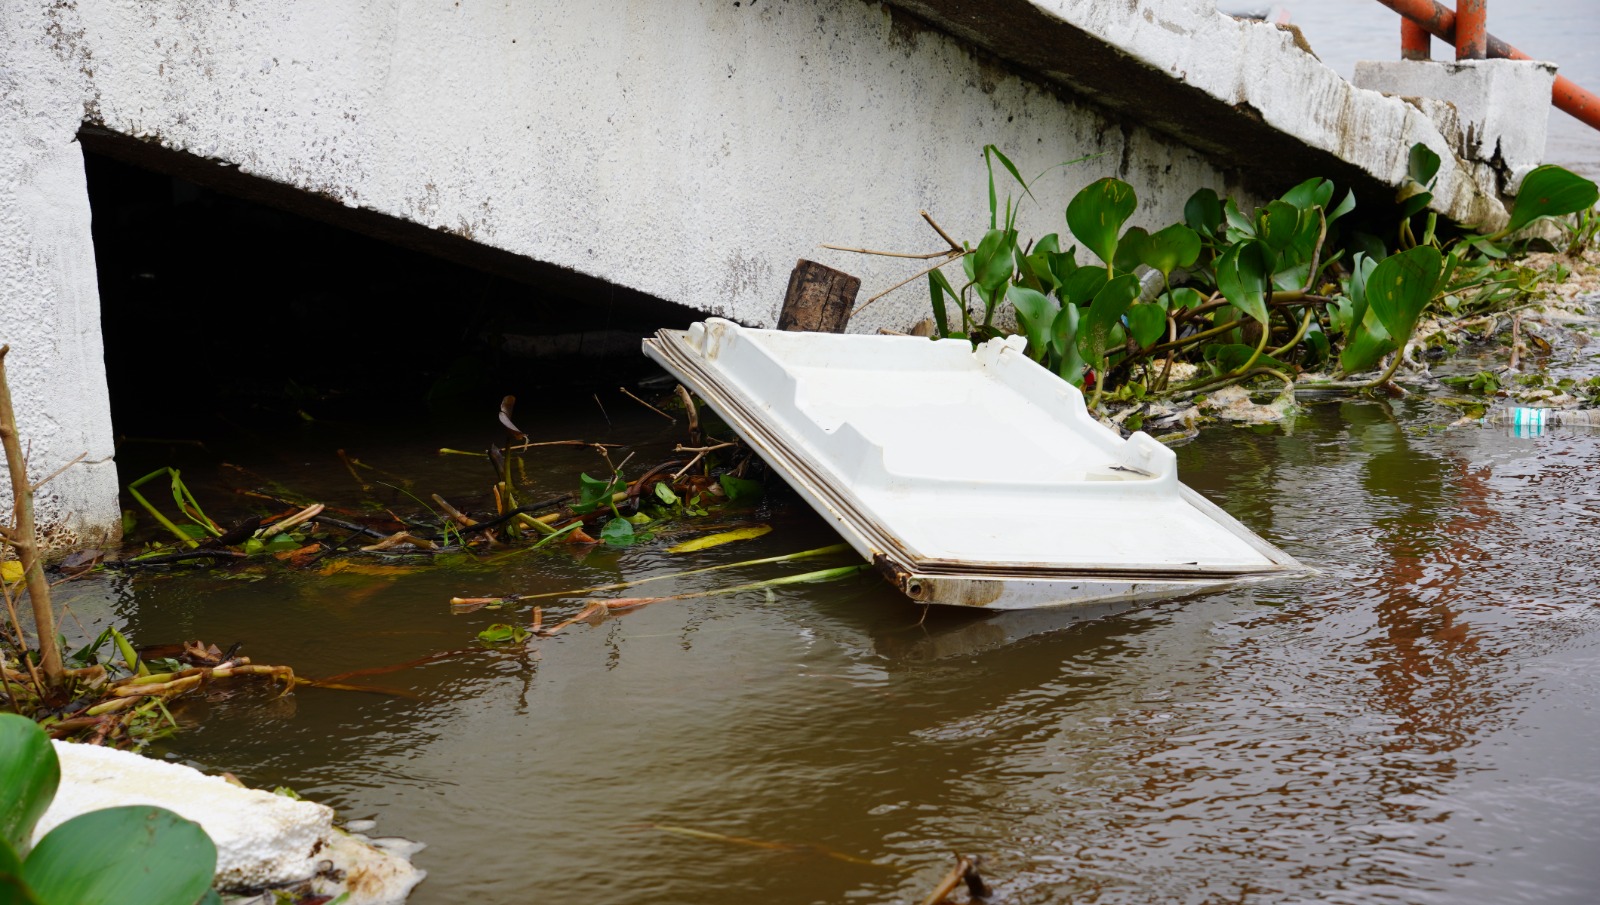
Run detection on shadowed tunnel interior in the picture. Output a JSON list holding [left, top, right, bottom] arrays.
[[81, 139, 697, 443]]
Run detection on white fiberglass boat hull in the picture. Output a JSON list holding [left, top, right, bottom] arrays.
[[644, 319, 1307, 610]]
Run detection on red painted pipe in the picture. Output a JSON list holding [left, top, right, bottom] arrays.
[[1454, 0, 1487, 60], [1401, 17, 1432, 61], [1372, 0, 1600, 132]]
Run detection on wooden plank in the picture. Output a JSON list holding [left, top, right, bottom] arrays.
[[777, 260, 859, 333]]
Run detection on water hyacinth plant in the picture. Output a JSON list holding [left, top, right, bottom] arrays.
[[908, 144, 1598, 407]]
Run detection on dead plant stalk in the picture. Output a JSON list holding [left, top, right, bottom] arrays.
[[0, 345, 63, 685]]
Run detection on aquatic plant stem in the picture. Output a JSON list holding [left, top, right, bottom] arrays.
[[1142, 318, 1240, 358], [535, 564, 871, 636], [127, 469, 203, 548], [1268, 306, 1317, 359], [508, 543, 852, 601], [1365, 347, 1409, 389], [1173, 319, 1273, 395], [0, 346, 63, 685]]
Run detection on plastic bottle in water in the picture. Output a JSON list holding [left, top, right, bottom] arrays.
[[1482, 407, 1600, 437]]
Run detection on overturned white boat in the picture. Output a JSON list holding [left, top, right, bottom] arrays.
[[644, 319, 1306, 610]]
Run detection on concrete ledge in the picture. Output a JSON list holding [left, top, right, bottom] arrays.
[[888, 0, 1508, 228], [1354, 59, 1558, 194]]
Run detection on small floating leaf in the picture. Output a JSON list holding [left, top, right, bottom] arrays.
[[667, 525, 773, 554], [719, 475, 764, 504], [600, 517, 636, 546], [477, 623, 530, 643]]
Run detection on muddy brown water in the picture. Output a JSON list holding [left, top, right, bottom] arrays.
[[67, 397, 1600, 904]]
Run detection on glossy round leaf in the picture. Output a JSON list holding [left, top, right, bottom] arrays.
[[1060, 266, 1108, 307], [1112, 226, 1151, 274], [1365, 245, 1443, 347], [22, 806, 215, 905], [1504, 165, 1599, 236], [1184, 188, 1223, 238], [1138, 223, 1202, 277], [1076, 273, 1142, 365], [1066, 178, 1137, 266], [1279, 177, 1334, 212], [1005, 286, 1060, 362], [1256, 200, 1302, 253], [1125, 303, 1167, 349], [971, 228, 1018, 303], [1215, 241, 1271, 325], [1049, 304, 1088, 386], [1408, 142, 1442, 187]]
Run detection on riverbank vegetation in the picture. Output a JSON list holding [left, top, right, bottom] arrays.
[[843, 144, 1599, 437]]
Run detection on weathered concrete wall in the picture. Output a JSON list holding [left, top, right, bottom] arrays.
[[0, 3, 119, 550], [0, 0, 1534, 548], [0, 0, 1245, 547], [888, 0, 1510, 228]]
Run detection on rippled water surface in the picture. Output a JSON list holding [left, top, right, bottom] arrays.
[[82, 397, 1600, 905]]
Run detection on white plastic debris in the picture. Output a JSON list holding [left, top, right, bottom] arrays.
[[645, 319, 1306, 609], [36, 742, 425, 903]]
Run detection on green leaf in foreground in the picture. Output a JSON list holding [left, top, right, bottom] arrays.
[[1365, 245, 1443, 347], [928, 268, 959, 336], [1049, 303, 1088, 386], [1076, 273, 1141, 365], [0, 715, 58, 857], [1066, 177, 1137, 266], [573, 472, 623, 514], [1215, 240, 1271, 325], [1184, 187, 1223, 238], [22, 806, 216, 905], [1125, 303, 1167, 349], [1408, 142, 1442, 187], [1138, 222, 1202, 278], [1503, 165, 1600, 236], [1006, 286, 1059, 361], [971, 228, 1017, 305]]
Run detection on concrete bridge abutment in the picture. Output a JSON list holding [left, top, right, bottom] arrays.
[[0, 0, 1542, 551]]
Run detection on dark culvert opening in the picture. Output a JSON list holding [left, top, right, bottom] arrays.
[[81, 133, 699, 446]]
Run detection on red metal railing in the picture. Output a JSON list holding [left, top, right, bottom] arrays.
[[1373, 0, 1600, 132]]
